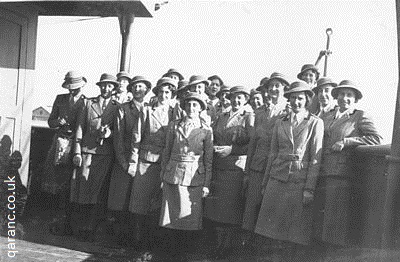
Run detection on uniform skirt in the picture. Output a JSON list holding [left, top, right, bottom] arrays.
[[42, 135, 74, 194], [129, 160, 162, 215], [107, 162, 134, 211], [203, 169, 245, 225], [159, 183, 203, 230], [255, 178, 314, 245], [313, 177, 352, 246], [70, 153, 113, 204], [242, 169, 264, 231]]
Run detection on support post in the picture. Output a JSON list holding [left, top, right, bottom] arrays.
[[117, 9, 135, 72], [381, 0, 400, 249]]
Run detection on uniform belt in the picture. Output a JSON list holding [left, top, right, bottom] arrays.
[[171, 154, 201, 162], [279, 153, 301, 161]]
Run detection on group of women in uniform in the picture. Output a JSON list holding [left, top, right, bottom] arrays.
[[42, 65, 382, 261]]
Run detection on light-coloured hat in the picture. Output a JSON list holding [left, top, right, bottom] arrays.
[[186, 75, 211, 89], [216, 85, 231, 98], [128, 76, 152, 92], [228, 86, 251, 99], [116, 71, 131, 81], [265, 72, 290, 87], [332, 80, 363, 100], [208, 75, 224, 86], [96, 73, 119, 87], [163, 68, 184, 80], [284, 80, 314, 99], [180, 92, 207, 111], [152, 77, 178, 95], [313, 77, 337, 93], [62, 70, 87, 89], [297, 64, 320, 80]]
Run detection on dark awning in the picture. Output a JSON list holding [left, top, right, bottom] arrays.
[[0, 0, 153, 17]]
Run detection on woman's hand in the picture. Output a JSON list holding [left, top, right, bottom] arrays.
[[58, 117, 67, 126], [202, 187, 210, 198], [332, 140, 345, 151], [303, 190, 314, 205], [73, 154, 82, 167], [214, 145, 232, 158]]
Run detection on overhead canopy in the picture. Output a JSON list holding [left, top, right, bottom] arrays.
[[0, 0, 153, 17]]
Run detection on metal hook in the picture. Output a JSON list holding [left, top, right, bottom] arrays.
[[326, 28, 333, 36]]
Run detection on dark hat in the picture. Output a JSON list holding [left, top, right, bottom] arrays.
[[313, 77, 337, 93], [116, 71, 132, 81], [297, 64, 320, 80], [186, 75, 211, 89], [216, 85, 231, 98], [128, 76, 152, 91], [96, 73, 119, 87], [265, 72, 290, 87], [256, 76, 270, 91], [250, 88, 262, 96], [152, 77, 178, 95], [180, 92, 207, 111], [163, 68, 184, 80], [228, 86, 251, 99], [332, 80, 363, 100], [284, 81, 314, 99], [62, 70, 87, 89], [208, 75, 224, 86]]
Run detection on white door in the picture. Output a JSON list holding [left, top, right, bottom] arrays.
[[0, 6, 37, 187]]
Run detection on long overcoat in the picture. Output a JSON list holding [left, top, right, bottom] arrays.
[[70, 96, 118, 204], [314, 108, 382, 246], [42, 93, 85, 194], [255, 112, 324, 245], [204, 107, 254, 225], [242, 102, 287, 231]]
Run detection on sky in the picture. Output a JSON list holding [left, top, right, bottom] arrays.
[[35, 0, 398, 143]]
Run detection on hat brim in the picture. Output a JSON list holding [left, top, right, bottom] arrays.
[[128, 80, 152, 90], [180, 97, 207, 111], [96, 80, 119, 87], [152, 83, 177, 96], [62, 79, 86, 90], [331, 86, 363, 100], [297, 68, 320, 81], [284, 88, 314, 99], [312, 82, 337, 93], [187, 79, 211, 89], [256, 85, 267, 91], [266, 77, 290, 87], [163, 72, 184, 80], [216, 89, 230, 98]]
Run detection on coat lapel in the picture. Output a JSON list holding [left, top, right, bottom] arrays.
[[281, 116, 294, 145], [91, 97, 102, 117]]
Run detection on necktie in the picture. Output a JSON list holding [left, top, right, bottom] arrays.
[[293, 114, 298, 127], [102, 98, 107, 111], [69, 95, 74, 107]]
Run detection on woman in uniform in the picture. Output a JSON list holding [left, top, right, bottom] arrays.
[[314, 80, 382, 250], [255, 81, 324, 261], [159, 92, 213, 260], [204, 85, 254, 258]]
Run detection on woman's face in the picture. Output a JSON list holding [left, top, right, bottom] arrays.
[[230, 93, 247, 111], [251, 93, 264, 110], [185, 99, 202, 118], [99, 83, 114, 99], [132, 82, 148, 101], [207, 79, 222, 97], [117, 77, 130, 93], [317, 84, 335, 107], [219, 92, 231, 107], [301, 70, 317, 85], [189, 83, 206, 95], [267, 80, 285, 101], [289, 91, 307, 113], [157, 85, 172, 105], [337, 88, 357, 111], [168, 73, 180, 82]]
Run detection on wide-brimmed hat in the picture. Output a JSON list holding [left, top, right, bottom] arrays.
[[128, 76, 152, 92], [208, 75, 224, 86], [163, 68, 184, 80], [96, 73, 119, 87], [216, 85, 231, 98], [228, 86, 251, 99], [313, 77, 337, 93], [265, 72, 290, 87], [250, 88, 262, 96], [256, 76, 270, 91], [297, 64, 320, 80], [116, 71, 131, 81], [332, 80, 363, 100], [62, 70, 87, 89], [152, 77, 178, 95], [284, 80, 314, 99], [186, 75, 211, 89], [180, 92, 207, 111]]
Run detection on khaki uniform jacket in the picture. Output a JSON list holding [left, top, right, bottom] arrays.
[[262, 112, 324, 191], [74, 96, 118, 155], [321, 108, 382, 178], [161, 118, 213, 187], [48, 93, 86, 134], [246, 103, 287, 173]]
